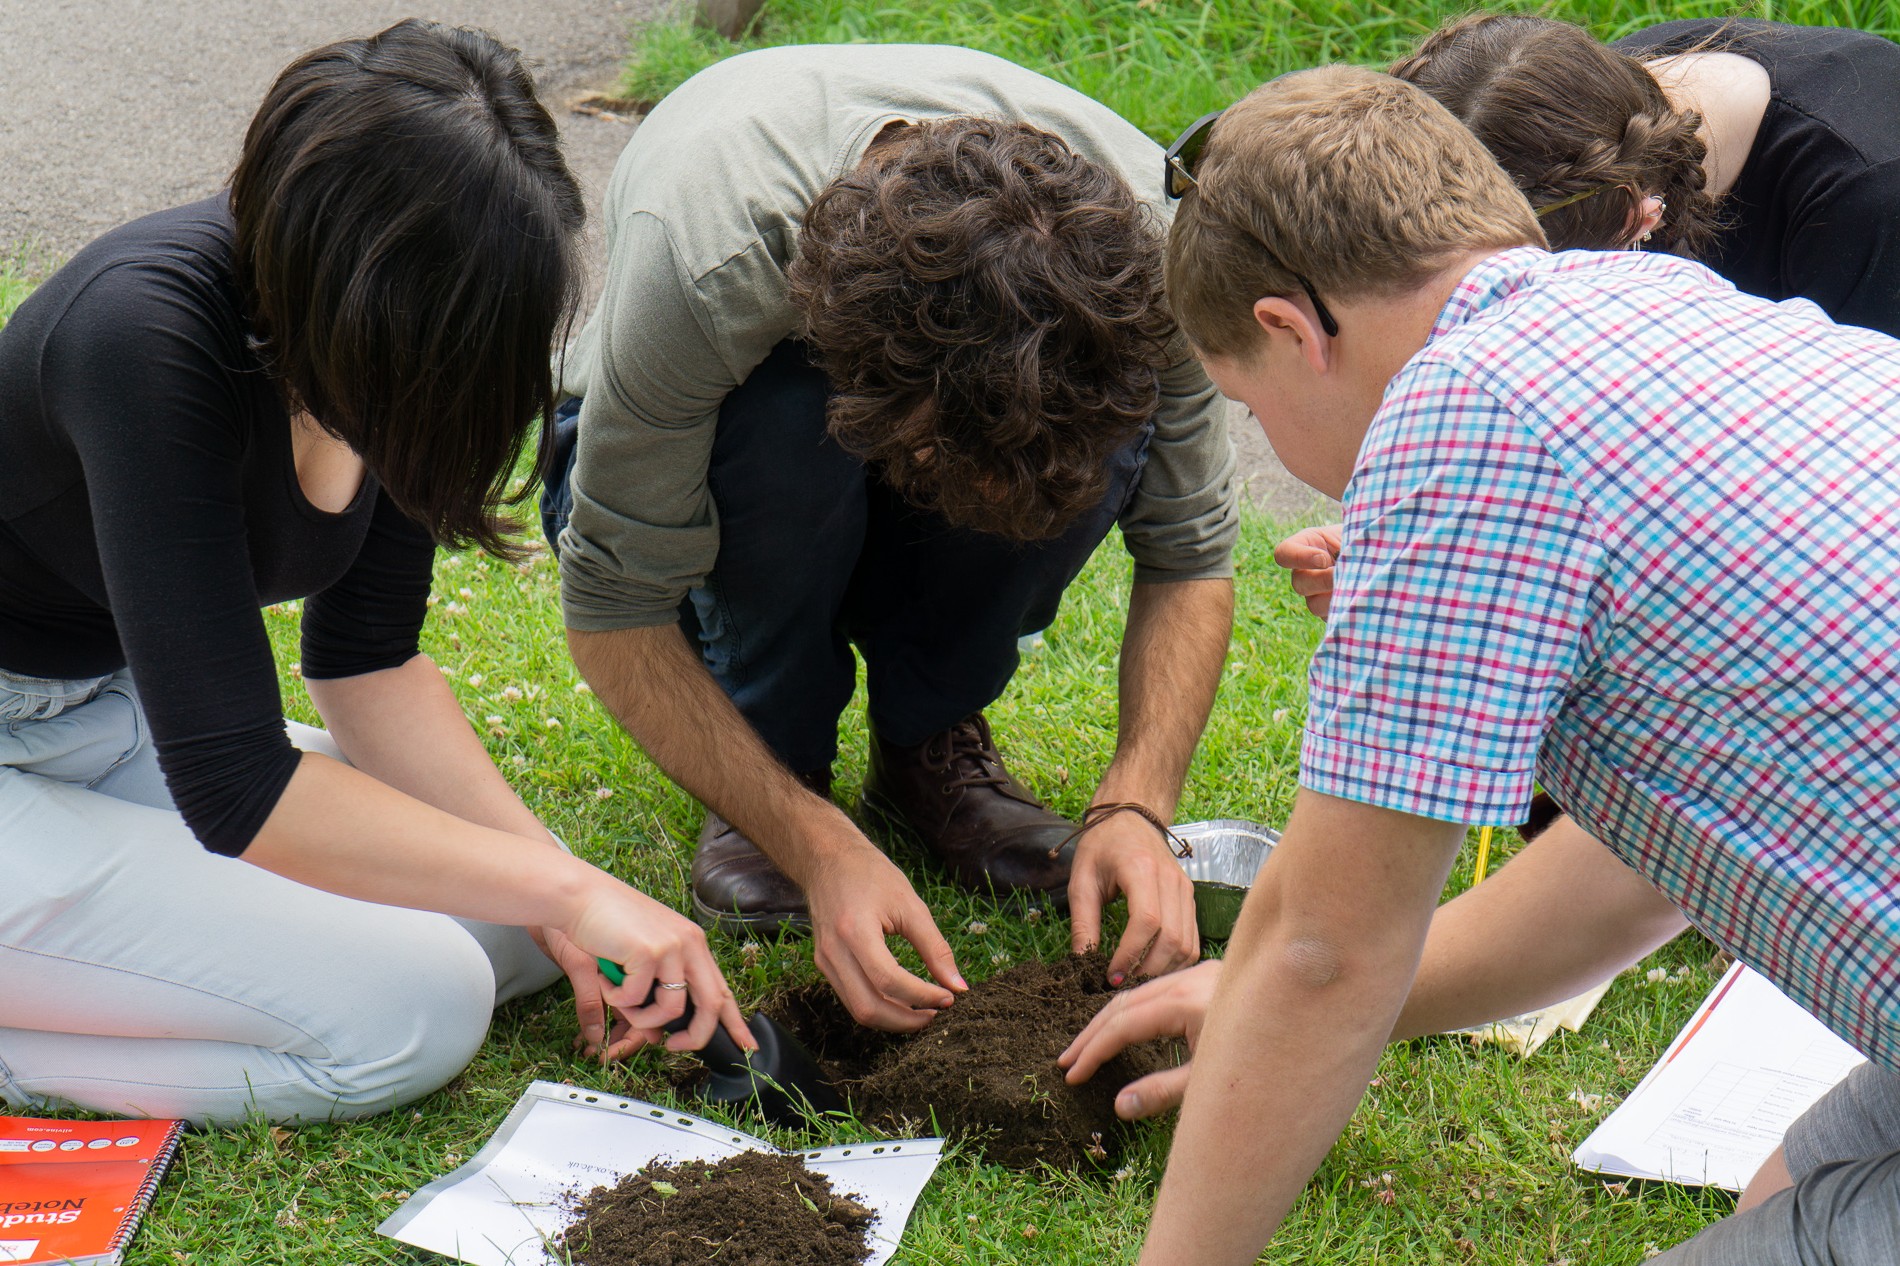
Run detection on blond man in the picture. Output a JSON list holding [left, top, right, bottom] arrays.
[[1060, 65, 1900, 1264]]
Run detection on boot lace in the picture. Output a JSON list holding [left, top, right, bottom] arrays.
[[923, 714, 1012, 791]]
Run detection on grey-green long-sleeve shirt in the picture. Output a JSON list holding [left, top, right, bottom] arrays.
[[556, 43, 1239, 631]]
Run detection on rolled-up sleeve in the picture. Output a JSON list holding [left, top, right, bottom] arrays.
[[1117, 335, 1239, 583], [558, 212, 771, 630]]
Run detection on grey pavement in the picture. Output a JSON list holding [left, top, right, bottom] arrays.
[[0, 0, 1329, 521], [0, 1, 650, 283]]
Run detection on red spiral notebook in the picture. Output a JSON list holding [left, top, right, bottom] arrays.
[[0, 1117, 184, 1265]]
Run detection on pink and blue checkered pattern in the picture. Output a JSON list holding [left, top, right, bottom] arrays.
[[1302, 247, 1900, 1069]]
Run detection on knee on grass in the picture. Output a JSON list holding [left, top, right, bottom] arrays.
[[276, 914, 498, 1123]]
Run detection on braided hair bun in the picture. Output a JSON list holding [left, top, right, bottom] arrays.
[[1392, 13, 1721, 256]]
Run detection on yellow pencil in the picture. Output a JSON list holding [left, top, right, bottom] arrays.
[[1472, 824, 1494, 885]]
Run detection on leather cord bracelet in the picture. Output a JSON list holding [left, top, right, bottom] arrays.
[[1052, 800, 1193, 860]]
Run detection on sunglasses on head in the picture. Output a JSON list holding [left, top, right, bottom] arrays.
[[1164, 108, 1340, 338]]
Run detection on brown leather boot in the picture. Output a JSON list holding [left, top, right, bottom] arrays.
[[690, 768, 828, 936], [860, 713, 1074, 897]]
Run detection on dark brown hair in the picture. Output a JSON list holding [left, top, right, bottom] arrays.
[[1392, 13, 1722, 257], [787, 117, 1175, 542], [230, 18, 584, 558]]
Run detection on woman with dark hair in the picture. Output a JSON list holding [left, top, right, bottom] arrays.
[[1390, 14, 1900, 337], [0, 18, 747, 1127]]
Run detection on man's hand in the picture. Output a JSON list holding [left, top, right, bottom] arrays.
[[1272, 523, 1343, 618], [1059, 959, 1220, 1118], [1080, 577, 1232, 986], [1068, 812, 1200, 984], [805, 842, 967, 1032]]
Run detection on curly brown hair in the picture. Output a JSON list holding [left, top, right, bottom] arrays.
[[1391, 13, 1722, 257], [787, 117, 1175, 542]]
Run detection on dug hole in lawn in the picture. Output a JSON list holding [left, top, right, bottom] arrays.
[[683, 952, 1177, 1170]]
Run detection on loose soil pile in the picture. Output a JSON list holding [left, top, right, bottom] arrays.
[[752, 953, 1176, 1171], [555, 1150, 873, 1266]]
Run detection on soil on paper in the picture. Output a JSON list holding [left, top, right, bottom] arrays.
[[556, 1150, 873, 1266]]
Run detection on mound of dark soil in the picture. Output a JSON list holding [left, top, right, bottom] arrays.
[[759, 953, 1176, 1171], [556, 1150, 872, 1266]]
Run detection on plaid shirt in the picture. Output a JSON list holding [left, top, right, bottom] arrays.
[[1302, 247, 1900, 1070]]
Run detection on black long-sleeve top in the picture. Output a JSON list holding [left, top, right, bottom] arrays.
[[0, 198, 435, 856]]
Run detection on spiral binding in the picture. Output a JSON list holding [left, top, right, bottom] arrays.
[[106, 1120, 185, 1259]]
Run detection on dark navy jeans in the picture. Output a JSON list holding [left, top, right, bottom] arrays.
[[543, 339, 1149, 771]]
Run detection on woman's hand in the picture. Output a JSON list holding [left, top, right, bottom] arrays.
[[528, 924, 623, 1061], [1272, 524, 1343, 619], [561, 877, 754, 1059], [1057, 959, 1222, 1119]]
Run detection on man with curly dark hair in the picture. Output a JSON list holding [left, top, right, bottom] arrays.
[[543, 44, 1239, 1034]]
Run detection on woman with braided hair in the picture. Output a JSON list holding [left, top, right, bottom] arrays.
[[1391, 14, 1900, 337]]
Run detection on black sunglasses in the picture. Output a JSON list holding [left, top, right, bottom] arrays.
[[1164, 109, 1341, 338]]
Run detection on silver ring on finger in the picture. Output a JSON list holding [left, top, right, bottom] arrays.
[[657, 980, 688, 991]]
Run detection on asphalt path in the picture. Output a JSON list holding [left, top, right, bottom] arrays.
[[0, 0, 1330, 521], [0, 1, 649, 283]]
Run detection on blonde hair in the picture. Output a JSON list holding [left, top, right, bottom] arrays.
[[1166, 64, 1544, 358]]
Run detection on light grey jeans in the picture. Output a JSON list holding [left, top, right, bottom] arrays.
[[1652, 1062, 1900, 1264], [0, 666, 562, 1126]]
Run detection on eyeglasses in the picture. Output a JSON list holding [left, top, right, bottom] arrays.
[[1164, 108, 1340, 338]]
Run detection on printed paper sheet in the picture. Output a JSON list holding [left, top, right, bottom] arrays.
[[380, 1082, 943, 1265]]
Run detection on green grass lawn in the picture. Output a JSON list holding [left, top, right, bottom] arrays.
[[0, 260, 37, 325], [622, 0, 1899, 144], [119, 515, 1731, 1266], [13, 0, 1875, 1252]]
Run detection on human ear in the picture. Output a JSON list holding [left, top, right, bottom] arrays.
[[1622, 193, 1665, 247], [1251, 296, 1330, 376]]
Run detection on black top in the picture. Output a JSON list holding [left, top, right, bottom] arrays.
[[0, 198, 435, 856], [1615, 20, 1900, 338]]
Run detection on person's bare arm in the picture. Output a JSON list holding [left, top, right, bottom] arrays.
[[567, 623, 965, 1031], [1392, 814, 1688, 1037], [1071, 578, 1233, 982], [1137, 790, 1465, 1265], [306, 654, 551, 840], [1063, 813, 1690, 1118], [306, 653, 649, 1058], [244, 749, 750, 1055]]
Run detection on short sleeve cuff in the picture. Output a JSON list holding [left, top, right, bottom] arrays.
[[1299, 729, 1533, 826], [1131, 558, 1236, 585]]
